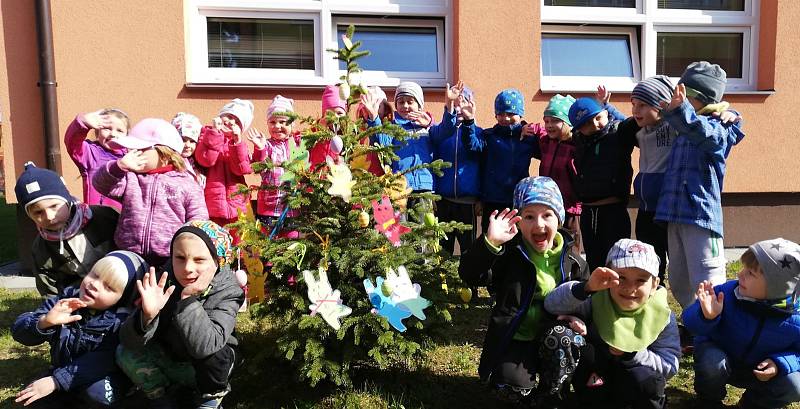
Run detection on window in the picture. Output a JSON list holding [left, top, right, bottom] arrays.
[[185, 0, 451, 87], [541, 0, 760, 92]]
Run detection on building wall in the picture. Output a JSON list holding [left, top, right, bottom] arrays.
[[1, 0, 798, 249]]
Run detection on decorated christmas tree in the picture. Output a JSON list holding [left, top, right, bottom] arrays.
[[231, 26, 470, 387]]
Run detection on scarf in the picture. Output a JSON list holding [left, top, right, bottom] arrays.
[[734, 285, 800, 314], [37, 202, 93, 254], [697, 101, 731, 116], [591, 286, 670, 353]]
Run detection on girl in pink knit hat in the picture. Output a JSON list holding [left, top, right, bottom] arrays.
[[309, 84, 348, 167]]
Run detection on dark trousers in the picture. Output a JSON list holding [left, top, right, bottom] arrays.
[[581, 202, 631, 270], [635, 210, 668, 282], [573, 343, 667, 409], [436, 199, 476, 255], [481, 202, 513, 236], [26, 373, 131, 408]]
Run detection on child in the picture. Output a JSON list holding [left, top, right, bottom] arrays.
[[194, 98, 255, 231], [64, 108, 130, 210], [172, 112, 206, 187], [458, 176, 588, 406], [656, 61, 745, 308], [14, 162, 119, 297], [355, 85, 392, 176], [246, 95, 301, 238], [92, 118, 208, 267], [117, 220, 245, 409], [431, 84, 480, 254], [309, 84, 348, 167], [545, 239, 680, 409], [683, 239, 800, 408], [568, 92, 640, 270], [12, 250, 147, 408]]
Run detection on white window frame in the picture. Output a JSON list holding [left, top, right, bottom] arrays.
[[184, 0, 452, 87], [540, 0, 760, 92]]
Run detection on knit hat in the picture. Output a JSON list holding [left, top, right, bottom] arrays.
[[108, 118, 184, 154], [268, 95, 295, 119], [543, 94, 576, 126], [513, 176, 565, 225], [568, 97, 604, 130], [606, 239, 661, 278], [749, 238, 800, 300], [14, 162, 74, 213], [171, 112, 202, 142], [395, 81, 425, 109], [103, 250, 148, 307], [679, 61, 727, 105], [322, 85, 347, 116], [218, 98, 255, 130], [494, 88, 525, 116], [172, 220, 234, 268], [632, 76, 674, 109]]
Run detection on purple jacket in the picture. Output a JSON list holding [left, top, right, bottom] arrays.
[[64, 116, 124, 210], [92, 161, 208, 265]]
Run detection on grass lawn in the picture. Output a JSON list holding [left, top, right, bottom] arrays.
[[0, 262, 798, 408], [0, 194, 17, 264]]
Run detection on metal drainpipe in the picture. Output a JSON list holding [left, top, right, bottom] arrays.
[[34, 0, 60, 171]]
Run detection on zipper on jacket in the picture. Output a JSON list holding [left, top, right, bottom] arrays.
[[453, 127, 459, 198], [547, 142, 561, 177], [143, 174, 159, 257]]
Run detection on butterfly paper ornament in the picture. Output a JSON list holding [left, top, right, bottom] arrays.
[[280, 137, 309, 185], [364, 276, 413, 332], [304, 267, 352, 330], [384, 266, 430, 320], [325, 157, 356, 203], [371, 195, 410, 246]]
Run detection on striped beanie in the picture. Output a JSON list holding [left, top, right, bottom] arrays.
[[631, 76, 674, 108], [267, 95, 295, 119], [606, 239, 661, 278]]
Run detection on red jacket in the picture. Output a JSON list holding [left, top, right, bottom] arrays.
[[529, 123, 581, 216], [195, 126, 253, 220]]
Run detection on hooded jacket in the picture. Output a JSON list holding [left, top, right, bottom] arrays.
[[64, 115, 124, 210], [432, 118, 481, 200], [194, 126, 253, 220]]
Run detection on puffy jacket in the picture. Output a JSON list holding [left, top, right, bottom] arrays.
[[251, 133, 301, 217], [92, 161, 208, 265], [432, 118, 481, 199], [64, 115, 124, 210], [573, 117, 639, 203], [195, 126, 253, 220], [528, 123, 581, 215], [12, 287, 131, 392]]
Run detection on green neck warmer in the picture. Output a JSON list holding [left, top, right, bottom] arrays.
[[591, 286, 670, 352]]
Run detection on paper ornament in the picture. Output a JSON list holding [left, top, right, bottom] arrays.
[[304, 268, 352, 330], [363, 277, 413, 332], [371, 195, 410, 246], [280, 137, 309, 184], [325, 157, 356, 203], [384, 266, 430, 320], [383, 168, 412, 210], [349, 144, 373, 172], [242, 249, 264, 277]]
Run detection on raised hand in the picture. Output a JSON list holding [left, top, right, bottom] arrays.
[[596, 85, 611, 105], [360, 92, 381, 121], [37, 298, 85, 330], [753, 359, 778, 381], [15, 376, 56, 406], [445, 81, 464, 112], [557, 314, 587, 336], [117, 150, 148, 172], [696, 280, 724, 320], [485, 208, 521, 248], [229, 123, 243, 144], [459, 99, 475, 121], [80, 109, 116, 131], [137, 267, 175, 326], [246, 128, 268, 150], [585, 267, 620, 293], [212, 117, 224, 132], [661, 83, 686, 112], [714, 110, 742, 124], [520, 123, 538, 138], [406, 111, 432, 128]]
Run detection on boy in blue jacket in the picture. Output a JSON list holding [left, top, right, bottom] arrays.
[[683, 238, 800, 409], [12, 250, 147, 408]]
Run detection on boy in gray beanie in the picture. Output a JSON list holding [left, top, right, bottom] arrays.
[[682, 238, 800, 408]]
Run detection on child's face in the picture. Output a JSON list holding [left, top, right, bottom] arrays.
[[631, 98, 661, 128], [27, 198, 70, 231], [79, 269, 123, 311], [181, 137, 197, 158], [577, 110, 609, 136], [517, 204, 559, 254], [737, 264, 767, 299], [220, 113, 243, 132], [268, 115, 293, 141], [496, 112, 521, 127], [609, 267, 659, 311], [543, 116, 571, 140], [395, 96, 420, 118], [96, 116, 128, 151], [172, 235, 217, 291]]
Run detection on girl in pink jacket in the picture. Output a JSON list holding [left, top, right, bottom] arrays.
[[92, 118, 208, 267]]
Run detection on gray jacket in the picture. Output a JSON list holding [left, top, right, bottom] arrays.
[[544, 281, 680, 378], [120, 266, 244, 360]]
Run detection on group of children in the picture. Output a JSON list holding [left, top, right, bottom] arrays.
[[8, 59, 799, 409]]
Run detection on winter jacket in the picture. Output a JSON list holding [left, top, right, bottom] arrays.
[[120, 266, 244, 361], [461, 121, 537, 204], [683, 280, 800, 375], [655, 101, 745, 236], [545, 281, 681, 378], [32, 205, 119, 297], [195, 126, 253, 220], [92, 161, 208, 265], [527, 123, 581, 215], [432, 118, 481, 200], [634, 120, 678, 212], [370, 109, 457, 191], [64, 115, 124, 210], [251, 133, 301, 217], [459, 231, 588, 380], [11, 287, 132, 392]]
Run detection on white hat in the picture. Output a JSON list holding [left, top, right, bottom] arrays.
[[171, 112, 202, 142], [606, 239, 661, 278], [218, 98, 255, 130]]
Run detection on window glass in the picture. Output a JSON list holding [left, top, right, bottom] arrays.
[[337, 25, 438, 72], [542, 33, 634, 77], [656, 32, 743, 77], [544, 0, 635, 7], [207, 18, 315, 69], [658, 0, 744, 11]]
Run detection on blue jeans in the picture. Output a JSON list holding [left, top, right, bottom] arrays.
[[694, 341, 800, 408]]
